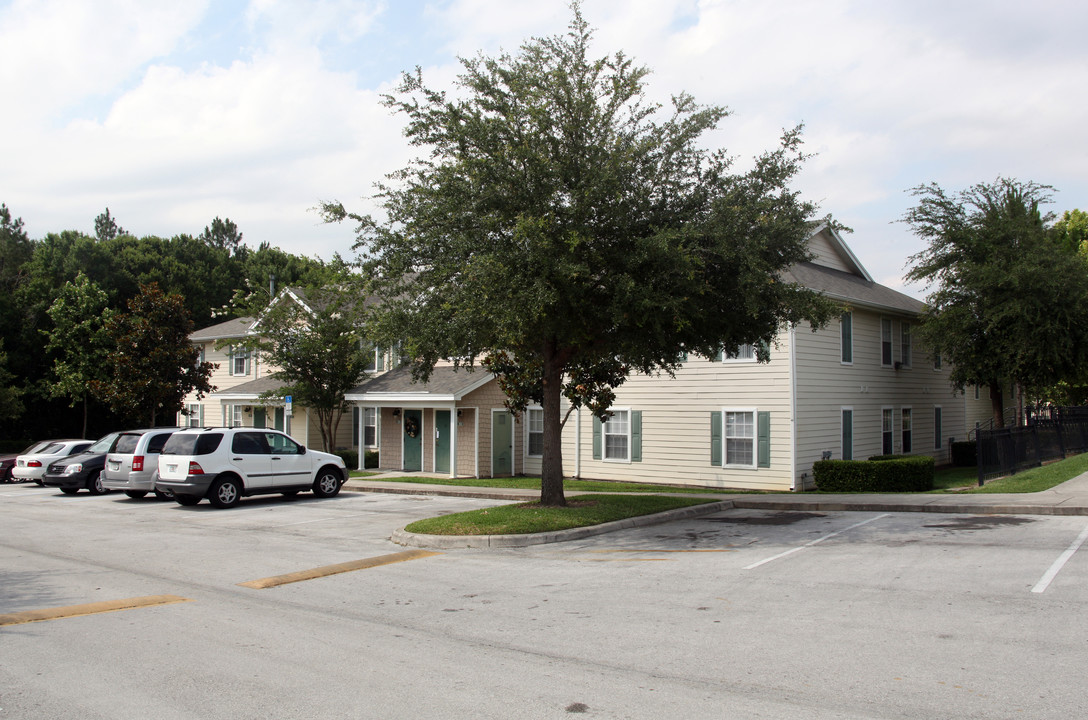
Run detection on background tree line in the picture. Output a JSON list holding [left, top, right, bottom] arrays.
[[0, 204, 344, 443]]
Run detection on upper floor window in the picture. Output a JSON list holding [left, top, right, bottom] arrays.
[[361, 341, 386, 373], [840, 312, 853, 364], [933, 351, 942, 371], [901, 322, 912, 368], [881, 318, 893, 366], [230, 346, 250, 376], [722, 344, 756, 362]]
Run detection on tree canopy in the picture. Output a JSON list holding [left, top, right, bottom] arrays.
[[324, 6, 836, 505], [903, 178, 1088, 425], [249, 285, 372, 453], [91, 282, 215, 427], [44, 273, 114, 437]]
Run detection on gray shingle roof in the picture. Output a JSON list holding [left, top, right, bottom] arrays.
[[785, 262, 925, 316], [348, 365, 491, 398], [191, 316, 254, 341], [209, 376, 288, 399]]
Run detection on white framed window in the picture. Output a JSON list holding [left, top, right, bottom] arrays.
[[881, 318, 893, 367], [230, 346, 250, 376], [364, 407, 377, 446], [722, 344, 757, 363], [882, 407, 894, 455], [840, 312, 853, 364], [181, 403, 203, 427], [724, 409, 756, 468], [901, 322, 912, 368], [226, 404, 243, 427], [194, 344, 206, 365], [361, 341, 385, 373], [933, 351, 942, 371], [901, 407, 913, 453], [526, 407, 544, 457], [603, 409, 630, 461], [841, 407, 853, 460]]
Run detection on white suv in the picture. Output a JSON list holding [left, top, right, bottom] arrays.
[[156, 428, 346, 509]]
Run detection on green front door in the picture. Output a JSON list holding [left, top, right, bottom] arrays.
[[435, 410, 451, 474], [274, 408, 285, 431], [253, 408, 266, 428], [403, 410, 423, 471], [492, 410, 512, 477]]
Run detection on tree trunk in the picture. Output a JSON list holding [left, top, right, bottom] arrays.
[[82, 399, 88, 439], [989, 381, 1005, 428], [539, 343, 566, 507]]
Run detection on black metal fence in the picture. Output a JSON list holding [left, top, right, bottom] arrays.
[[976, 407, 1088, 485]]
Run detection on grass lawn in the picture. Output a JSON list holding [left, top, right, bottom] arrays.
[[403, 494, 718, 536], [346, 473, 744, 495], [932, 452, 1088, 493]]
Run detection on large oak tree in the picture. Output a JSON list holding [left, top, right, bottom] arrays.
[[325, 6, 836, 505], [903, 178, 1088, 426]]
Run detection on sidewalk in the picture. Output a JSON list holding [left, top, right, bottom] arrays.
[[344, 470, 1088, 516], [342, 471, 1088, 548]]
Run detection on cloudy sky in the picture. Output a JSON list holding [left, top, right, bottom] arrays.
[[2, 0, 1084, 298]]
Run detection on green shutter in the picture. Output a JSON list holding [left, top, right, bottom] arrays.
[[631, 411, 642, 462], [841, 312, 852, 363], [592, 416, 602, 460], [710, 411, 722, 466], [757, 411, 771, 468]]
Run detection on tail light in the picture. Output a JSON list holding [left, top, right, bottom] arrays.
[[188, 461, 204, 475], [28, 460, 41, 467], [132, 456, 144, 471]]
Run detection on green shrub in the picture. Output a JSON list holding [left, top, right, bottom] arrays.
[[814, 456, 934, 492], [950, 441, 977, 467], [336, 449, 358, 469]]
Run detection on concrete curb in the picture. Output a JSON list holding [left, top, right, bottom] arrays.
[[730, 499, 1088, 516], [390, 500, 735, 549]]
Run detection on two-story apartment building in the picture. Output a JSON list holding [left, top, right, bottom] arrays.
[[182, 225, 996, 490]]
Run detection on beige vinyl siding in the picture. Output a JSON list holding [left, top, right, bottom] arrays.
[[807, 229, 855, 273], [793, 310, 967, 483], [561, 344, 795, 491]]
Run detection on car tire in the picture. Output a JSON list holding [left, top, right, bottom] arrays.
[[60, 487, 79, 495], [209, 477, 242, 509], [312, 468, 343, 498], [35, 479, 44, 486], [125, 490, 148, 499], [174, 494, 201, 506], [86, 471, 108, 495]]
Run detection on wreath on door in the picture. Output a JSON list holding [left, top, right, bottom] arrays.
[[404, 416, 419, 438]]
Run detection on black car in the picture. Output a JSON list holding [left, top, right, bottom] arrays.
[[41, 432, 122, 495], [0, 453, 16, 482]]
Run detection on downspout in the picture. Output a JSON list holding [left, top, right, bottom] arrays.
[[575, 407, 582, 479], [790, 325, 801, 492]]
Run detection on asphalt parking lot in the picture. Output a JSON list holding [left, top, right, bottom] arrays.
[[2, 484, 1087, 719]]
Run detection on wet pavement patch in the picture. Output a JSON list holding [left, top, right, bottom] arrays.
[[922, 516, 1035, 531], [700, 512, 827, 526]]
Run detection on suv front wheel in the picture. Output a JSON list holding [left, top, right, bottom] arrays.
[[312, 468, 342, 498], [209, 476, 242, 509]]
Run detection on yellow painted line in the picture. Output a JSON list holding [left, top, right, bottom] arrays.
[[238, 549, 441, 589], [0, 595, 193, 627]]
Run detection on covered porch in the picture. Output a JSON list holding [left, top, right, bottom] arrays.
[[346, 366, 523, 478]]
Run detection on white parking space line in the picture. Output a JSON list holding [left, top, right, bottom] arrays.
[[1031, 521, 1088, 594], [744, 513, 890, 570]]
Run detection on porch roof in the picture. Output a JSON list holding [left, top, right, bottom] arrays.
[[346, 365, 494, 404], [208, 376, 287, 401]]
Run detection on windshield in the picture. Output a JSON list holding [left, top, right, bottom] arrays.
[[33, 443, 62, 455], [22, 441, 54, 454], [87, 432, 122, 453], [161, 433, 223, 456]]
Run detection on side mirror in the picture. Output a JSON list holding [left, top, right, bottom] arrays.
[[298, 446, 307, 455]]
